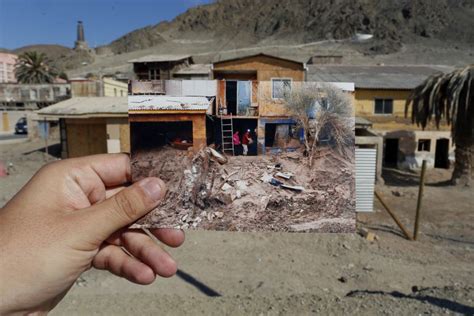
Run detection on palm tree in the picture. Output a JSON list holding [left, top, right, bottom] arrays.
[[406, 65, 473, 186], [15, 51, 58, 84]]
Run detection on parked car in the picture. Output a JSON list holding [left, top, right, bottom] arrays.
[[14, 117, 28, 134]]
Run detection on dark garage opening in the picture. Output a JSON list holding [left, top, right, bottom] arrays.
[[131, 121, 193, 152], [384, 138, 399, 166], [265, 123, 298, 148], [231, 119, 258, 156], [435, 138, 450, 169], [265, 124, 277, 147]]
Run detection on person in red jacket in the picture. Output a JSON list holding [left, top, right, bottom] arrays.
[[232, 131, 242, 155], [242, 129, 252, 156]]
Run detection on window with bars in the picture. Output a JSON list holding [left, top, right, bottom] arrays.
[[374, 98, 393, 114]]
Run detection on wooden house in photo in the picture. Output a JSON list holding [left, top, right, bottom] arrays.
[[210, 53, 355, 154], [210, 53, 307, 154], [128, 96, 213, 153]]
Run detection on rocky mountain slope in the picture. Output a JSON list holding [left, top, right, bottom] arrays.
[[102, 0, 474, 55]]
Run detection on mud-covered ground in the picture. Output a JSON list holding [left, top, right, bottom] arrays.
[[130, 146, 355, 232], [1, 140, 473, 315]]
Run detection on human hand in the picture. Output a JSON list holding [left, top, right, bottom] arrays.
[[0, 154, 184, 315]]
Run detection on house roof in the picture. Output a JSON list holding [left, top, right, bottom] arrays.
[[213, 53, 305, 66], [37, 97, 127, 118], [355, 117, 373, 127], [307, 65, 453, 90], [129, 95, 211, 112], [128, 54, 192, 63], [174, 64, 212, 75]]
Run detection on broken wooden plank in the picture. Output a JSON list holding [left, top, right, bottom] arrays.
[[281, 184, 304, 192], [275, 172, 293, 180]]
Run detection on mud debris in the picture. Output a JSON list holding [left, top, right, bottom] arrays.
[[130, 146, 355, 232]]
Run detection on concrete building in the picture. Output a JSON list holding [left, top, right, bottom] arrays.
[[308, 65, 455, 170], [0, 83, 71, 109], [0, 52, 18, 83]]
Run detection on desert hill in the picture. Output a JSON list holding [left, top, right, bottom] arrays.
[[102, 0, 474, 55], [3, 0, 472, 76]]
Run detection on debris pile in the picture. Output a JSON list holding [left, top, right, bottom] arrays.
[[131, 146, 355, 232]]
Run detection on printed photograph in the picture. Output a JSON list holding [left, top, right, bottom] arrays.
[[2, 0, 473, 313], [129, 75, 356, 233]]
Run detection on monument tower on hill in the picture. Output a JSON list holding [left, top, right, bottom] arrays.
[[74, 21, 89, 50]]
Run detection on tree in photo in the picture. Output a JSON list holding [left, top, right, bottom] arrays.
[[406, 65, 473, 186], [281, 83, 354, 166]]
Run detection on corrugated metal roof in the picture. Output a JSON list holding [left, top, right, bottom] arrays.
[[128, 54, 192, 63], [355, 117, 372, 127], [37, 97, 127, 117], [213, 52, 306, 65], [174, 64, 211, 75], [128, 95, 211, 111], [307, 65, 453, 90]]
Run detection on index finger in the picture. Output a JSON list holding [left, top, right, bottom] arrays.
[[67, 153, 132, 187]]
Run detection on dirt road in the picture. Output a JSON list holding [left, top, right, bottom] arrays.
[[1, 141, 473, 315]]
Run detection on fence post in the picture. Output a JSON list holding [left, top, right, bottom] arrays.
[[414, 160, 427, 240]]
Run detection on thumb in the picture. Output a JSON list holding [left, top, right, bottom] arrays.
[[78, 178, 166, 244]]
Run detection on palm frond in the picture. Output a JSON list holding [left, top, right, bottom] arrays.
[[14, 51, 58, 84], [406, 65, 474, 142]]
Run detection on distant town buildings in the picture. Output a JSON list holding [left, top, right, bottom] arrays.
[[0, 83, 70, 109], [0, 52, 17, 83]]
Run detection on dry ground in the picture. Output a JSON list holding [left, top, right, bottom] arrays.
[[1, 140, 473, 315]]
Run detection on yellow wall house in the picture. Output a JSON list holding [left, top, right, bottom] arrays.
[[308, 65, 455, 170], [103, 77, 128, 97], [70, 77, 128, 97]]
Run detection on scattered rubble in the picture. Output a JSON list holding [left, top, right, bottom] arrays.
[[130, 146, 355, 232]]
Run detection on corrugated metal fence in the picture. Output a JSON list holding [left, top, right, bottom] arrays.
[[356, 148, 376, 212]]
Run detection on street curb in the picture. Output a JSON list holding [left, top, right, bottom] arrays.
[[0, 138, 29, 146]]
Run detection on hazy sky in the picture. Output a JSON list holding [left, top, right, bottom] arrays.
[[0, 0, 212, 49]]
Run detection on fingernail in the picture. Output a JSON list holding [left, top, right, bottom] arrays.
[[139, 178, 165, 202]]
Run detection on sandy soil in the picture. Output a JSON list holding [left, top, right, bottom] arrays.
[[130, 147, 355, 232], [1, 140, 473, 315]]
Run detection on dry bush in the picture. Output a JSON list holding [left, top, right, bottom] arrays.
[[280, 83, 354, 166]]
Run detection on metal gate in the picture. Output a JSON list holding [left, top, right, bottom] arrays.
[[356, 148, 376, 212]]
